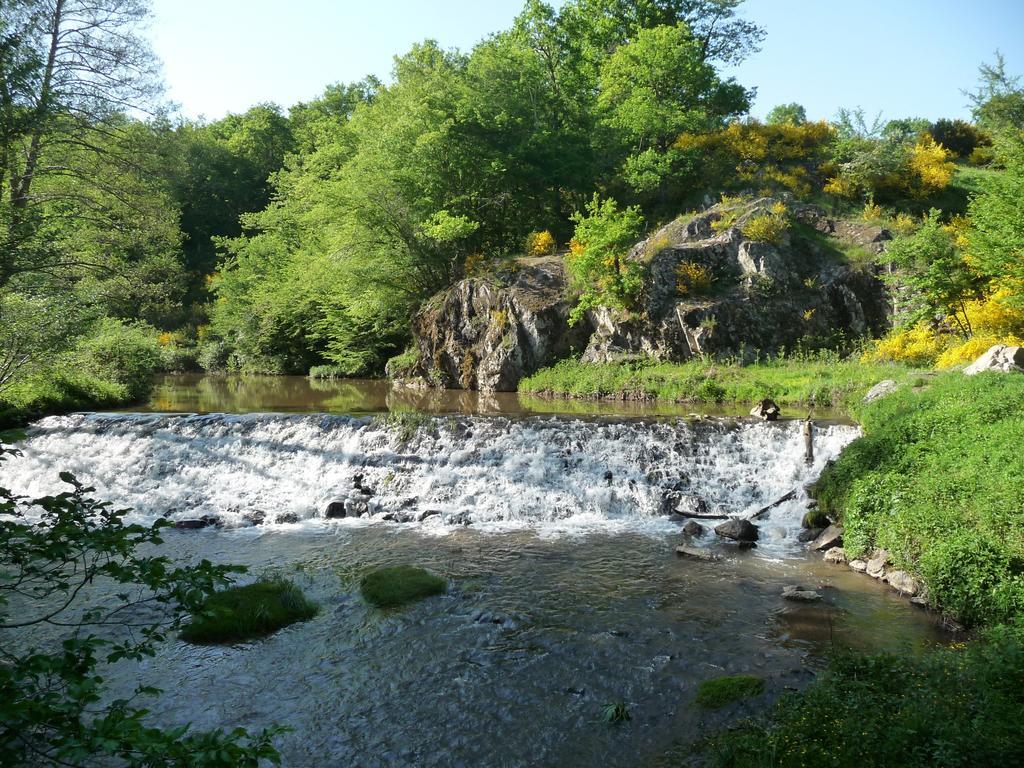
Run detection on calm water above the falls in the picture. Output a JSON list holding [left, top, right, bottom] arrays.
[[3, 384, 943, 767]]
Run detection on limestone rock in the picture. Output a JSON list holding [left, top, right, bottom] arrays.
[[823, 547, 847, 564], [675, 545, 720, 562], [964, 345, 1024, 375], [797, 527, 823, 543], [715, 518, 760, 542], [866, 549, 889, 578], [885, 570, 920, 596], [849, 559, 868, 573], [809, 524, 843, 551], [782, 585, 822, 602], [863, 379, 898, 403]]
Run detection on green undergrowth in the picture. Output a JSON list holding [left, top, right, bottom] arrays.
[[696, 676, 765, 709], [702, 625, 1024, 768], [179, 579, 319, 644], [0, 370, 130, 430], [816, 372, 1024, 627], [519, 356, 919, 410], [360, 566, 447, 608]]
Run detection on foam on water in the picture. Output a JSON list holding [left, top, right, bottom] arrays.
[[1, 412, 857, 557]]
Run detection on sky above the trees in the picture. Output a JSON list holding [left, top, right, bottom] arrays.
[[150, 0, 1024, 122]]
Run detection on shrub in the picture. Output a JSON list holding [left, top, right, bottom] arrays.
[[360, 565, 447, 608], [909, 135, 956, 195], [927, 118, 988, 158], [180, 579, 319, 644], [696, 676, 764, 709], [76, 319, 162, 402], [706, 627, 1024, 767], [742, 214, 787, 244], [308, 365, 348, 380], [675, 261, 714, 296], [860, 325, 944, 366], [525, 230, 557, 256]]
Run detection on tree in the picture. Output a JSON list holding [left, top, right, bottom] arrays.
[[880, 211, 982, 337], [969, 134, 1024, 309], [765, 102, 807, 125], [566, 195, 645, 323], [928, 118, 988, 158], [597, 23, 749, 199], [0, 447, 282, 766], [0, 0, 164, 289], [965, 52, 1024, 137]]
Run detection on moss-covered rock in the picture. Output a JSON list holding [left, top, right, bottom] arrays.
[[180, 579, 318, 644], [696, 675, 765, 709], [360, 566, 446, 608]]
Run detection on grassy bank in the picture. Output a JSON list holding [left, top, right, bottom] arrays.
[[816, 372, 1024, 627], [519, 356, 921, 410], [0, 371, 130, 431]]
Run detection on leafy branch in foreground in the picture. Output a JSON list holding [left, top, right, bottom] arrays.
[[0, 445, 282, 766]]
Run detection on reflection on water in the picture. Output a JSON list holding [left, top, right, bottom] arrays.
[[138, 374, 847, 421]]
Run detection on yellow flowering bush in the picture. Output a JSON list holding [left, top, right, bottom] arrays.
[[525, 230, 557, 256], [861, 200, 883, 221], [464, 252, 485, 276], [823, 174, 858, 198], [910, 135, 955, 195], [675, 261, 713, 296], [936, 333, 1024, 368], [742, 213, 787, 244], [860, 325, 944, 366]]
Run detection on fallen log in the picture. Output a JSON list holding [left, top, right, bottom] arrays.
[[748, 489, 797, 520]]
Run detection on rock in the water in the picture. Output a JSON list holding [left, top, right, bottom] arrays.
[[964, 344, 1024, 375], [682, 520, 705, 537], [863, 379, 898, 403], [885, 570, 920, 596], [174, 517, 216, 530], [715, 518, 760, 542], [324, 500, 347, 519], [797, 527, 823, 543], [849, 559, 868, 573], [241, 510, 266, 527], [275, 512, 300, 524], [750, 398, 781, 422], [801, 509, 829, 529], [823, 547, 847, 564], [866, 549, 889, 578], [675, 545, 720, 562], [809, 524, 843, 551], [782, 585, 822, 602]]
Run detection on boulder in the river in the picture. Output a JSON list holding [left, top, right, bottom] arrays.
[[866, 549, 889, 578], [863, 379, 898, 403], [241, 510, 266, 527], [964, 344, 1024, 375], [675, 545, 721, 562], [174, 516, 218, 530], [324, 500, 348, 519], [849, 559, 868, 573], [662, 489, 712, 517], [344, 494, 371, 518], [823, 547, 847, 564], [809, 524, 843, 551], [275, 512, 300, 524], [715, 518, 760, 542], [885, 570, 921, 596], [797, 527, 823, 543], [682, 520, 706, 537], [801, 508, 830, 529], [782, 585, 822, 602], [750, 399, 781, 422]]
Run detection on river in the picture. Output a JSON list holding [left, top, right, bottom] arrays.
[[0, 375, 945, 767]]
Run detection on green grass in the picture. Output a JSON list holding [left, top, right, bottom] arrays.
[[0, 370, 130, 430], [179, 579, 319, 644], [0, 428, 28, 444], [519, 356, 919, 410], [696, 676, 765, 709], [816, 372, 1024, 627], [360, 566, 447, 608], [704, 626, 1024, 768]]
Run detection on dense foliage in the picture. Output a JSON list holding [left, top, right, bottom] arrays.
[[816, 373, 1024, 627], [0, 448, 281, 765]]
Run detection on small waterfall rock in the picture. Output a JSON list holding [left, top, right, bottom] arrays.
[[682, 520, 705, 537], [782, 585, 822, 602], [675, 545, 720, 562], [715, 518, 759, 542], [325, 500, 348, 519], [885, 570, 920, 596], [823, 547, 847, 564], [809, 524, 843, 551], [750, 399, 781, 422], [797, 527, 823, 543]]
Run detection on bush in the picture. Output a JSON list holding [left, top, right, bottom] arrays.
[[696, 676, 764, 709], [706, 626, 1024, 767], [308, 364, 348, 380], [927, 118, 988, 158], [860, 325, 945, 366], [360, 566, 446, 608], [180, 579, 319, 644], [525, 230, 557, 256], [675, 261, 714, 296], [742, 213, 787, 244], [815, 373, 1024, 626], [75, 319, 162, 402]]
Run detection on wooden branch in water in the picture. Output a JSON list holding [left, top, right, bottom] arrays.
[[748, 489, 797, 520]]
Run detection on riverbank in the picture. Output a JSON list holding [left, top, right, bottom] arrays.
[[0, 370, 132, 432], [518, 356, 922, 412]]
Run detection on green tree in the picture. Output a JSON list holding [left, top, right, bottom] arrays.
[[966, 52, 1024, 137], [765, 102, 807, 125], [0, 448, 282, 766], [567, 195, 645, 323]]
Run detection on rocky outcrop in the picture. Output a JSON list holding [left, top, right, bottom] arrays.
[[402, 256, 591, 391], [964, 344, 1024, 375], [863, 379, 898, 403], [401, 197, 893, 391]]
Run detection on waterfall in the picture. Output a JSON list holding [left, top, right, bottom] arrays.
[[1, 413, 856, 556]]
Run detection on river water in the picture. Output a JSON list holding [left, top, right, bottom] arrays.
[[1, 375, 945, 767]]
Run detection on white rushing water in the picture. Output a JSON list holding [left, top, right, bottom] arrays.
[[1, 413, 857, 556]]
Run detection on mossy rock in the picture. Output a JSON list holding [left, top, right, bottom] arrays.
[[180, 579, 319, 644], [0, 428, 28, 445], [696, 675, 765, 709], [360, 566, 446, 608]]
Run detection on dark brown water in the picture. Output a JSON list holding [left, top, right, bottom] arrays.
[[137, 374, 847, 421]]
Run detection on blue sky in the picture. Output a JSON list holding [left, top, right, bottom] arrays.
[[150, 0, 1024, 123]]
